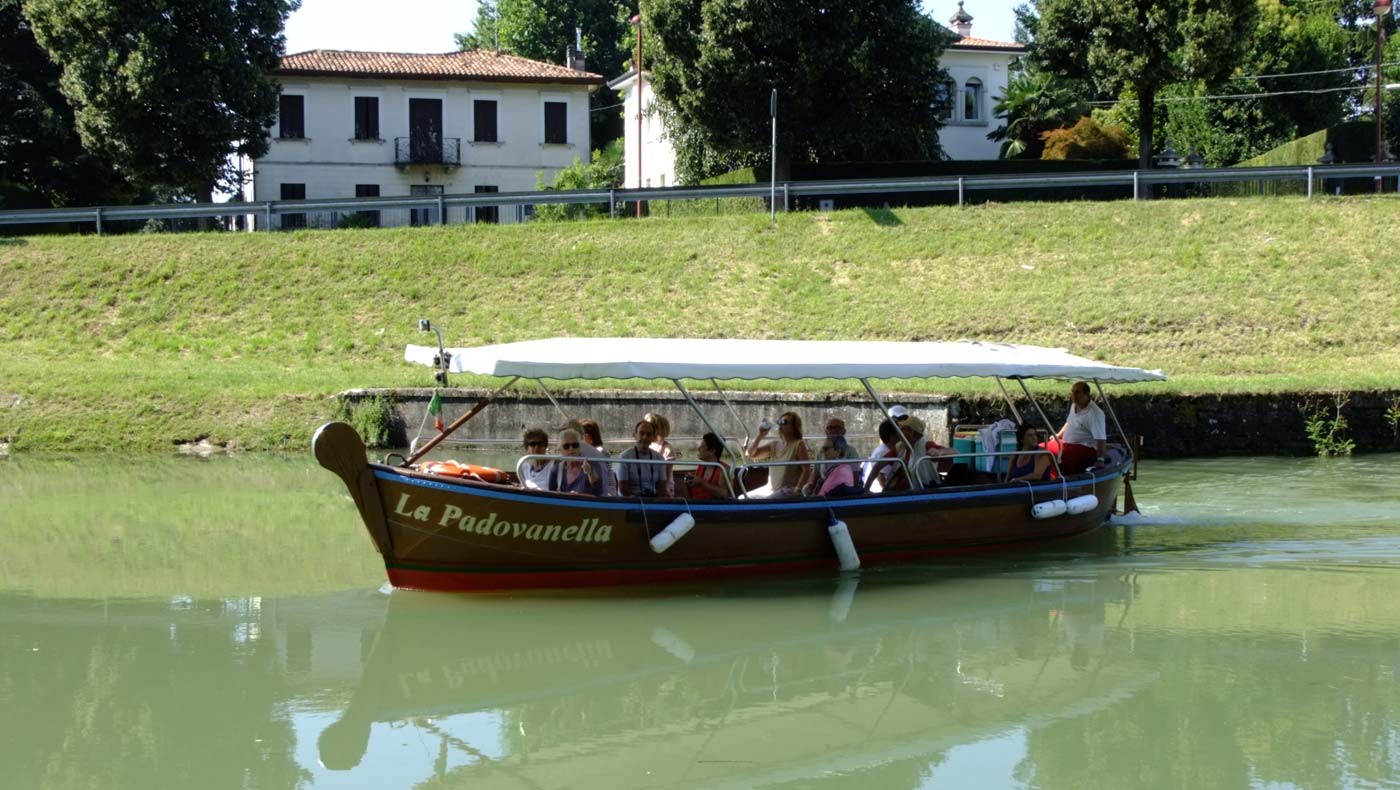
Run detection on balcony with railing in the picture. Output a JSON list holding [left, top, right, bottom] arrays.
[[395, 136, 461, 169]]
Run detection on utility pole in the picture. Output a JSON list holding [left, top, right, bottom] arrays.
[[1376, 0, 1392, 192], [630, 14, 643, 218], [770, 88, 778, 222]]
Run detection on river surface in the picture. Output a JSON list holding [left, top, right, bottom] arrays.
[[2, 454, 1399, 789]]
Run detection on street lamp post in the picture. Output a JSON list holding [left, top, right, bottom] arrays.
[[1376, 0, 1392, 192], [630, 14, 643, 217]]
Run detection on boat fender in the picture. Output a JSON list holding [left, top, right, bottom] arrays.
[[1066, 494, 1099, 515], [649, 513, 695, 553], [1032, 499, 1068, 519], [828, 520, 861, 571]]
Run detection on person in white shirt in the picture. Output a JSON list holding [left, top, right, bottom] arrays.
[[861, 404, 910, 483], [1055, 381, 1107, 474], [518, 428, 553, 490]]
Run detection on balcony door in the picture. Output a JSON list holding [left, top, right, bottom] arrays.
[[409, 98, 443, 164]]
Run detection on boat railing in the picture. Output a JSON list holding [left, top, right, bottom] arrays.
[[516, 454, 738, 499], [916, 448, 1066, 483], [738, 456, 912, 497]]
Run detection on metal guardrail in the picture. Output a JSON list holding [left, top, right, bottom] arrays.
[[2, 163, 1398, 234]]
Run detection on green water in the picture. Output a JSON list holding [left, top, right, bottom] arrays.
[[2, 453, 1399, 789]]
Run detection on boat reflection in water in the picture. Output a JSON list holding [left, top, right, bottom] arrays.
[[319, 564, 1151, 787]]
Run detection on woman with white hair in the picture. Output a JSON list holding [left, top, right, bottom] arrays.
[[548, 429, 605, 496]]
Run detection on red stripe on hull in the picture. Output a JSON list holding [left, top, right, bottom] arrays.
[[385, 522, 1106, 592]]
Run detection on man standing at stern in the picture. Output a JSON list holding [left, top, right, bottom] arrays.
[[1055, 381, 1107, 475]]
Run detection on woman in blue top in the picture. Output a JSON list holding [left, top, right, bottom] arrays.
[[1006, 424, 1053, 483]]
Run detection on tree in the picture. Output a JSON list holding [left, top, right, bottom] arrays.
[[534, 138, 623, 220], [23, 0, 299, 203], [988, 68, 1091, 159], [645, 0, 952, 184], [0, 0, 135, 209], [1034, 0, 1257, 173], [456, 0, 630, 149]]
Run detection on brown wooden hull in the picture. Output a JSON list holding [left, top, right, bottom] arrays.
[[314, 422, 1122, 592]]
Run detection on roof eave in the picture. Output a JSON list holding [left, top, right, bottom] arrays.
[[275, 69, 606, 86]]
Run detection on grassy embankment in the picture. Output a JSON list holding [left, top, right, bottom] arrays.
[[1, 196, 1398, 453]]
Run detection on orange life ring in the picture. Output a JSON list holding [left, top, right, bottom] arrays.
[[417, 460, 511, 484]]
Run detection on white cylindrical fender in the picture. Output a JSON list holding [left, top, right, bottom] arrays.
[[828, 519, 861, 571], [649, 512, 695, 553], [1032, 499, 1068, 519], [1066, 494, 1099, 515]]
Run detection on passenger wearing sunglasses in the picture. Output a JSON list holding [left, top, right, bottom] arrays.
[[548, 429, 605, 495], [519, 428, 553, 490], [745, 411, 811, 498]]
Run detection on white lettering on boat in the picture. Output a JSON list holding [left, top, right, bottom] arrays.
[[391, 493, 614, 543]]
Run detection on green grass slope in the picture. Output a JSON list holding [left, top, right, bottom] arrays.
[[2, 196, 1398, 451]]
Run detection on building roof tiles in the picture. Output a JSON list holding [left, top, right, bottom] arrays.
[[278, 49, 605, 85]]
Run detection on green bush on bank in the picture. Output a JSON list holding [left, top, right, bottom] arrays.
[[1, 196, 1398, 452]]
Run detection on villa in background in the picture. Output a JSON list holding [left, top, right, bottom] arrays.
[[609, 1, 1024, 189], [253, 49, 603, 228]]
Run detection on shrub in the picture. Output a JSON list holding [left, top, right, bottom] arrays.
[[1041, 117, 1134, 161], [534, 139, 624, 221], [1303, 395, 1354, 457]]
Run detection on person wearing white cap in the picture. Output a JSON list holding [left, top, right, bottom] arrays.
[[861, 405, 911, 486]]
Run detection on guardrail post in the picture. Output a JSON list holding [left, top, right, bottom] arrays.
[[94, 208, 103, 236], [264, 202, 273, 231], [1306, 166, 1314, 199], [609, 189, 615, 219], [957, 177, 965, 207], [782, 183, 789, 212], [1132, 171, 1140, 201], [437, 195, 446, 226]]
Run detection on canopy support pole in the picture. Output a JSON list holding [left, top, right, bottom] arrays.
[[709, 377, 751, 456], [1093, 380, 1134, 465], [675, 379, 739, 467], [1016, 379, 1061, 460], [403, 376, 521, 466], [994, 377, 1024, 424], [533, 378, 572, 425], [860, 378, 928, 488]]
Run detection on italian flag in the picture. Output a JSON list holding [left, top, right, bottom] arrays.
[[428, 391, 443, 431]]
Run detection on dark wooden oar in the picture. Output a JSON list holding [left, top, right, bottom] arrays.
[[403, 376, 520, 466]]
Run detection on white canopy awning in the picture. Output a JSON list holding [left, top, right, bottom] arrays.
[[404, 338, 1166, 383]]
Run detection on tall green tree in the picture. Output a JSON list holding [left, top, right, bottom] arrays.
[[23, 0, 298, 203], [456, 0, 630, 149], [1034, 0, 1258, 172], [645, 0, 953, 183], [0, 0, 134, 208]]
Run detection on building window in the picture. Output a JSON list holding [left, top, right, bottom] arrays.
[[280, 183, 306, 229], [354, 97, 379, 140], [474, 100, 498, 142], [278, 95, 305, 138], [410, 184, 443, 227], [936, 80, 954, 120], [474, 185, 499, 224], [354, 184, 380, 227], [963, 78, 983, 122], [544, 102, 568, 144]]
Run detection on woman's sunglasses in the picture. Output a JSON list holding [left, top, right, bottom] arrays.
[[561, 442, 580, 450]]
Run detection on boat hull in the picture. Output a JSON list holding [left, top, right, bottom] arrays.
[[314, 422, 1122, 592]]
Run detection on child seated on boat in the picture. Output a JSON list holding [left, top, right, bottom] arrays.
[[548, 429, 606, 495], [519, 428, 553, 490], [684, 432, 731, 499], [816, 436, 863, 497]]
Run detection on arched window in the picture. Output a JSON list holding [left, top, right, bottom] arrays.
[[963, 78, 983, 122]]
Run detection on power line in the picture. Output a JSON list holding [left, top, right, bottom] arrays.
[[1241, 60, 1400, 80], [1087, 80, 1400, 106]]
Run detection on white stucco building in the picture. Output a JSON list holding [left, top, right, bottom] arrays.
[[611, 2, 1025, 187], [253, 49, 603, 227], [936, 1, 1026, 160]]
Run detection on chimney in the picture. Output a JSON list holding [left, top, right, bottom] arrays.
[[949, 0, 973, 37], [567, 26, 587, 71]]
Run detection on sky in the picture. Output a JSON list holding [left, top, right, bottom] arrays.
[[282, 1, 1021, 58]]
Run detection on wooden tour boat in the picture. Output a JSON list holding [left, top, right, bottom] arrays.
[[313, 336, 1165, 591]]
